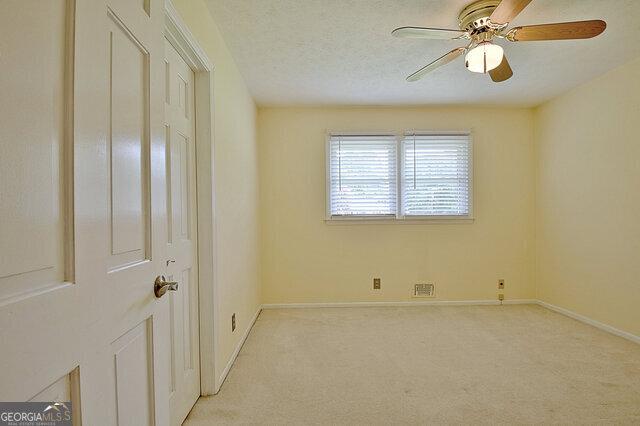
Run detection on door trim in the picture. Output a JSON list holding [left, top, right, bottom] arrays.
[[164, 0, 219, 396]]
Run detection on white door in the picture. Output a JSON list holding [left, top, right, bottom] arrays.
[[164, 39, 200, 425], [0, 0, 170, 425]]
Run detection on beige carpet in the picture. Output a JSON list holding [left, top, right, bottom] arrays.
[[184, 305, 640, 425]]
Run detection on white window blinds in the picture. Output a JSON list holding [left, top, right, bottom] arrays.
[[328, 135, 397, 216], [401, 134, 471, 217]]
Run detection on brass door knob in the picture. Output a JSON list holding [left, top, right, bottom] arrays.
[[154, 275, 178, 298]]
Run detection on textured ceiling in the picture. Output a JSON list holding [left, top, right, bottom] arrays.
[[205, 0, 640, 106]]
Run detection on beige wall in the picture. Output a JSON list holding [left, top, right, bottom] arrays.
[[534, 57, 640, 337], [172, 0, 261, 382], [175, 1, 640, 369], [259, 107, 535, 303]]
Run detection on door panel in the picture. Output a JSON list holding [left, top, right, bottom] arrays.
[[0, 0, 69, 302], [165, 38, 200, 426], [181, 268, 193, 371], [108, 11, 151, 268], [111, 320, 154, 426], [178, 134, 190, 239]]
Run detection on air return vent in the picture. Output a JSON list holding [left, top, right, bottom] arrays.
[[413, 283, 435, 298]]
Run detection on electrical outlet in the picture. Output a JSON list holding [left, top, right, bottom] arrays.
[[373, 278, 381, 290], [498, 279, 504, 289], [498, 294, 504, 301], [232, 313, 236, 332]]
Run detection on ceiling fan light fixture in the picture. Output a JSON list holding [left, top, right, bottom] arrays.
[[465, 42, 504, 73], [394, 0, 605, 83]]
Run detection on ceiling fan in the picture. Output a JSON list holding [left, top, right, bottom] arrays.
[[392, 0, 606, 82]]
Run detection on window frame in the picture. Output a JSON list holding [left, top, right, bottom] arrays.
[[325, 132, 399, 221], [325, 130, 474, 223]]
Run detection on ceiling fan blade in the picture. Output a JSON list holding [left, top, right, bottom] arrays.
[[490, 0, 532, 25], [406, 47, 466, 82], [507, 20, 606, 41], [489, 55, 513, 82], [392, 26, 468, 40]]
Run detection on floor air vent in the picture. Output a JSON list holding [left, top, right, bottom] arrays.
[[413, 283, 435, 298]]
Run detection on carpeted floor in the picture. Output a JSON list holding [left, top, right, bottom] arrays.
[[184, 305, 640, 425]]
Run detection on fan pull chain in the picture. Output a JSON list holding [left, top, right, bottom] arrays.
[[483, 45, 487, 73]]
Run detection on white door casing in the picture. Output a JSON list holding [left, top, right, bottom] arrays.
[[1, 0, 171, 425], [163, 0, 218, 396], [164, 38, 201, 425]]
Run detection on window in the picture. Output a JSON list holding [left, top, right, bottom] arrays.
[[401, 134, 471, 217], [328, 135, 397, 217], [327, 132, 472, 220]]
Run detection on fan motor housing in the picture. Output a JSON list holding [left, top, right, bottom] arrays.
[[458, 0, 500, 32]]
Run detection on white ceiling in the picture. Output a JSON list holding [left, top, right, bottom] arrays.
[[205, 0, 640, 107]]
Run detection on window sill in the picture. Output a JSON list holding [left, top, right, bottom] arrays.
[[324, 217, 475, 225]]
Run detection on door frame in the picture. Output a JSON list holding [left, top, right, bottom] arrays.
[[164, 0, 220, 396]]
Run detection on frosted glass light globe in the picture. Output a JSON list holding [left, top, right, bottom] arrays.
[[465, 42, 504, 73]]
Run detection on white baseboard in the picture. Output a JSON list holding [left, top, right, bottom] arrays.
[[536, 300, 640, 345], [215, 306, 262, 393], [261, 299, 537, 309], [502, 299, 538, 305]]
